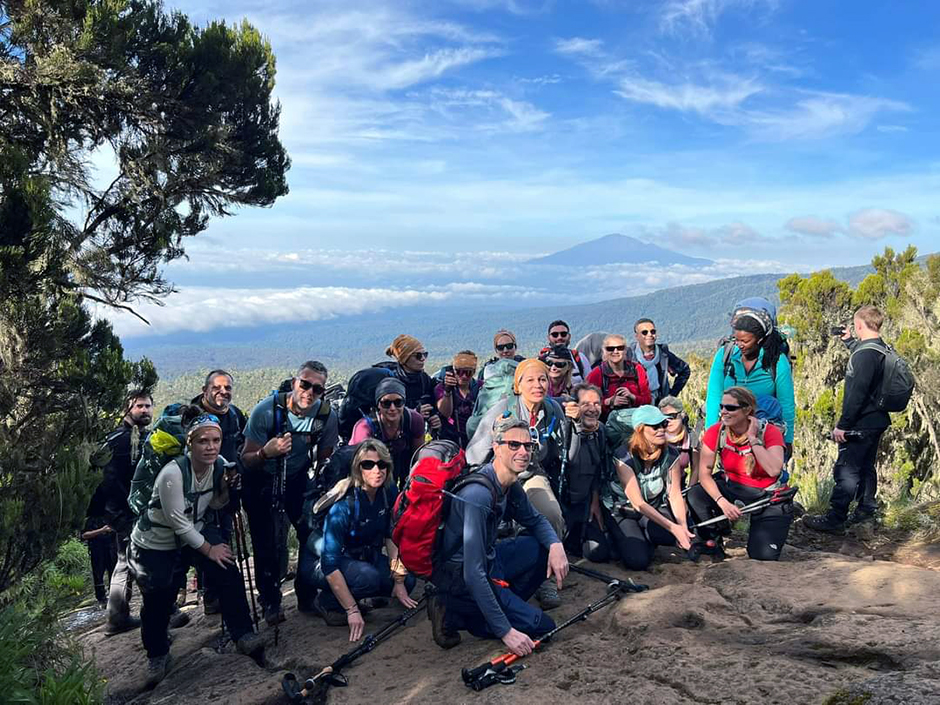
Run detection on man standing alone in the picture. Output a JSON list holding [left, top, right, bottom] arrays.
[[805, 306, 892, 533]]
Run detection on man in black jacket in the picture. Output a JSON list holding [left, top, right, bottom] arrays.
[[631, 318, 690, 404], [102, 390, 153, 635], [805, 305, 890, 533]]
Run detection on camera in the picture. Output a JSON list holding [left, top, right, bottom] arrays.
[[830, 326, 846, 336]]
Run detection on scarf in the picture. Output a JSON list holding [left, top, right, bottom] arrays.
[[633, 342, 661, 393]]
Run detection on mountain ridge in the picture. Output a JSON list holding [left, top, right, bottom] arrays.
[[528, 233, 714, 267]]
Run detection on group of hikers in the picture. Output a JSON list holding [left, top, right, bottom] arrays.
[[82, 301, 907, 692]]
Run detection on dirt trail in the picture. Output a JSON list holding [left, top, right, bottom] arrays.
[[81, 542, 940, 705]]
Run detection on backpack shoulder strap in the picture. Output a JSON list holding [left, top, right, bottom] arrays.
[[272, 392, 289, 438], [721, 340, 736, 381], [452, 472, 501, 513]]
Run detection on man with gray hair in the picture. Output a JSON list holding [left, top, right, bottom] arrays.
[[428, 416, 569, 655]]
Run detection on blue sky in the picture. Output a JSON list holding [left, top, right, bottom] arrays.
[[101, 0, 940, 336]]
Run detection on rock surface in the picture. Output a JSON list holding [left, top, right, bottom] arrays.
[[82, 546, 940, 704]]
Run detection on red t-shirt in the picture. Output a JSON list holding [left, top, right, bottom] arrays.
[[702, 422, 784, 488]]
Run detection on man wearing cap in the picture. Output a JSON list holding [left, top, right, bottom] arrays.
[[240, 360, 339, 623], [384, 334, 441, 433], [129, 411, 263, 688], [466, 358, 579, 609]]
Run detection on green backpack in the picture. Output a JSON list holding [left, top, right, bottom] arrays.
[[127, 403, 188, 516], [466, 358, 520, 439], [605, 407, 637, 455]]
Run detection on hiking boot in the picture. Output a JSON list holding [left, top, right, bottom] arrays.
[[235, 631, 265, 658], [104, 615, 141, 636], [536, 581, 561, 611], [847, 510, 878, 526], [803, 514, 845, 534], [145, 653, 171, 689], [169, 607, 190, 629], [264, 603, 286, 627], [203, 597, 221, 615], [313, 593, 347, 627], [427, 594, 460, 649]]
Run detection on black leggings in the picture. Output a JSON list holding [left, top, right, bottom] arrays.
[[686, 476, 793, 561], [570, 505, 678, 571]]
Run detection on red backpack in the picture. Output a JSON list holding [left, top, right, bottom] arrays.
[[391, 449, 499, 578]]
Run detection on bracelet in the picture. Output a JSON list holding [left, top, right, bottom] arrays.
[[345, 604, 360, 615]]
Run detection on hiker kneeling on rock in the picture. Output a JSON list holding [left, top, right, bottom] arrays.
[[429, 416, 569, 656], [306, 439, 418, 640], [129, 410, 263, 689], [686, 386, 793, 561]]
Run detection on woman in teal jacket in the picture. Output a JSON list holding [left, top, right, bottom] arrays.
[[704, 311, 795, 448]]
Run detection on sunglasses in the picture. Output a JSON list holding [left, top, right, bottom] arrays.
[[456, 368, 475, 377], [495, 343, 516, 352], [549, 330, 569, 338], [497, 440, 536, 452], [412, 351, 429, 361], [297, 379, 325, 394], [719, 403, 745, 412], [605, 345, 626, 352], [379, 398, 405, 409], [360, 459, 390, 471], [647, 420, 669, 430], [545, 360, 569, 369], [638, 329, 657, 336], [663, 412, 680, 420]]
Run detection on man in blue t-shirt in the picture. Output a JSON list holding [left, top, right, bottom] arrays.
[[240, 360, 339, 623], [429, 416, 569, 656]]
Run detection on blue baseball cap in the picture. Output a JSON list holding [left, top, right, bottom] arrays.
[[631, 405, 667, 427]]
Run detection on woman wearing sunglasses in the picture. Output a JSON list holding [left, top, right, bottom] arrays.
[[598, 406, 694, 570], [479, 329, 526, 382], [435, 350, 480, 448], [310, 439, 417, 640], [384, 334, 441, 435], [658, 396, 697, 486], [351, 378, 425, 490], [585, 334, 651, 421], [539, 345, 574, 399], [686, 386, 791, 561]]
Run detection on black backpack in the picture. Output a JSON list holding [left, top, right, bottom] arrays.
[[851, 341, 915, 412], [337, 367, 396, 441]]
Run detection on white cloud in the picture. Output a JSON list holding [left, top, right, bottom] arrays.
[[425, 88, 549, 132], [649, 221, 771, 249], [785, 216, 844, 238], [555, 37, 605, 57], [847, 208, 914, 240], [876, 124, 909, 133], [615, 75, 762, 114], [660, 0, 778, 36]]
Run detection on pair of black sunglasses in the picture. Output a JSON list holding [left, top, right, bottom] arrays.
[[720, 403, 745, 412], [379, 398, 405, 409], [638, 328, 657, 336], [545, 359, 569, 369], [495, 342, 516, 352], [548, 330, 569, 338], [497, 439, 536, 452], [605, 345, 625, 352], [297, 379, 325, 394], [360, 459, 389, 470]]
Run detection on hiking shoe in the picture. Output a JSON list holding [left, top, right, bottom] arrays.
[[848, 510, 878, 526], [313, 594, 347, 627], [803, 514, 845, 534], [104, 615, 141, 636], [235, 631, 265, 658], [360, 596, 388, 610], [145, 654, 171, 689], [169, 607, 190, 629], [427, 594, 460, 649], [264, 603, 286, 627], [536, 581, 561, 611]]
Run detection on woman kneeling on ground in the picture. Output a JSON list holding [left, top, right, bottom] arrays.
[[311, 439, 417, 641], [686, 386, 791, 561], [129, 411, 262, 689], [599, 405, 694, 570]]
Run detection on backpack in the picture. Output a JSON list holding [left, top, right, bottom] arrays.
[[390, 445, 500, 578], [851, 341, 915, 412], [134, 454, 227, 534], [466, 358, 519, 439], [337, 367, 396, 441], [599, 362, 638, 399], [718, 297, 791, 384], [127, 403, 188, 516], [605, 408, 637, 455]]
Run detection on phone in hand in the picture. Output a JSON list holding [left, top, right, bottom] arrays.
[[830, 326, 846, 336]]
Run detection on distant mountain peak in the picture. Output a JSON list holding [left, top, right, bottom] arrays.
[[528, 233, 713, 267]]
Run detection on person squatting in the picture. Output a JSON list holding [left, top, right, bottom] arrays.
[[96, 305, 903, 690]]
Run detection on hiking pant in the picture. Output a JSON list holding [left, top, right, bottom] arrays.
[[686, 476, 793, 561], [129, 542, 253, 659], [561, 499, 609, 562], [241, 468, 312, 610], [438, 536, 555, 639], [308, 551, 416, 612], [88, 532, 118, 603], [107, 531, 135, 627], [829, 429, 884, 522], [521, 474, 566, 541], [602, 505, 679, 571]]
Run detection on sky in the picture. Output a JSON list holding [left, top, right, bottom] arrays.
[[98, 0, 940, 337]]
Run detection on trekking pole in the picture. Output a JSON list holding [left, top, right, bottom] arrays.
[[233, 510, 260, 631], [556, 417, 574, 505], [462, 579, 649, 692], [281, 589, 430, 703], [273, 440, 288, 647], [693, 486, 798, 529], [569, 563, 647, 593]]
